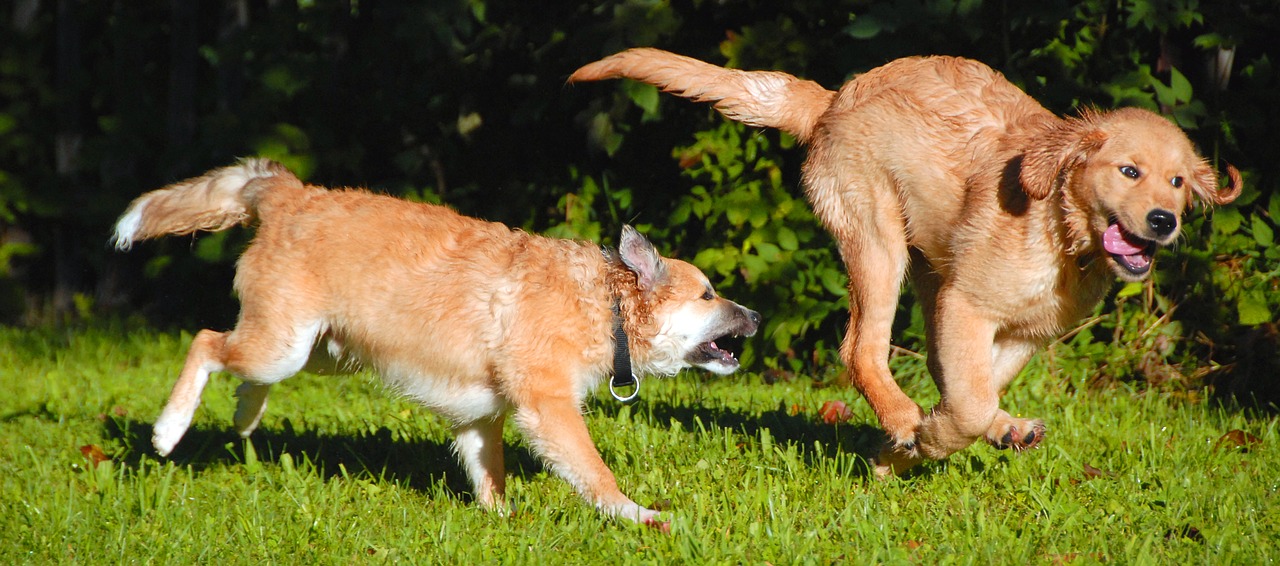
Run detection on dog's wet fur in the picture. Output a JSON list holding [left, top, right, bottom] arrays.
[[572, 48, 1239, 475]]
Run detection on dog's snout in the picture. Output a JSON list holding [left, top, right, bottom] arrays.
[[1146, 209, 1177, 237], [738, 307, 762, 335]]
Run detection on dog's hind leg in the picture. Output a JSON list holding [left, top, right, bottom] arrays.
[[152, 312, 323, 456], [806, 161, 925, 476], [223, 316, 323, 432], [452, 415, 508, 510], [831, 217, 922, 476], [233, 332, 354, 436], [152, 329, 229, 456], [233, 383, 271, 438]]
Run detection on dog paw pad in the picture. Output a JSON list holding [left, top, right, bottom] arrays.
[[986, 420, 1045, 452], [1022, 429, 1039, 446]]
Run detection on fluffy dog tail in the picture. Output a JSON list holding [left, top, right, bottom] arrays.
[[569, 48, 836, 144], [112, 158, 303, 250]]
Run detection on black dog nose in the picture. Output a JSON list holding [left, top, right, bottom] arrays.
[[1147, 209, 1177, 237], [745, 309, 762, 327]]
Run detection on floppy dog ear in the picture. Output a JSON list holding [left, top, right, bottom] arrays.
[[1187, 160, 1243, 207], [1019, 119, 1108, 200], [618, 225, 669, 292]]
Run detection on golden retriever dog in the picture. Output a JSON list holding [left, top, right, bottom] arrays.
[[112, 158, 759, 526], [571, 49, 1240, 476]]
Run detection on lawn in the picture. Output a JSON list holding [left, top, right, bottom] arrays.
[[2, 323, 1276, 564]]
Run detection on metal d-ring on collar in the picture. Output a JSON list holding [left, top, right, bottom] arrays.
[[609, 299, 640, 403]]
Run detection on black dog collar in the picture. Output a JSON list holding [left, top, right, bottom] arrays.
[[609, 299, 640, 403]]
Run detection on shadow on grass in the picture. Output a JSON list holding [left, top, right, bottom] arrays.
[[98, 396, 922, 502], [589, 397, 900, 480], [100, 417, 546, 503]]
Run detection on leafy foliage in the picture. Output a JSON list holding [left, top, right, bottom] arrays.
[[0, 1, 1276, 397], [661, 122, 847, 370]]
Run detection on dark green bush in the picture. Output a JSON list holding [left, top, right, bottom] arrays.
[[0, 1, 1275, 398]]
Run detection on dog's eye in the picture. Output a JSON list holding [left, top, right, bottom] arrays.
[[1170, 176, 1184, 188], [700, 290, 714, 301], [1119, 165, 1140, 179]]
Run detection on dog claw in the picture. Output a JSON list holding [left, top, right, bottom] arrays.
[[644, 518, 672, 534], [987, 420, 1046, 452]]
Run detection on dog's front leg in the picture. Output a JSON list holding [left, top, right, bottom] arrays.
[[512, 394, 660, 526], [451, 415, 508, 510], [982, 337, 1045, 451], [912, 293, 1001, 462]]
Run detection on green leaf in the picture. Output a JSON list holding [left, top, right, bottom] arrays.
[[755, 241, 782, 262], [1237, 292, 1272, 326], [1150, 77, 1177, 108], [623, 81, 660, 120], [1213, 206, 1244, 234], [1116, 282, 1144, 298], [261, 65, 308, 98], [1251, 215, 1275, 247], [820, 269, 848, 297], [843, 15, 882, 40], [467, 0, 485, 22], [193, 231, 230, 263], [776, 226, 799, 251], [1169, 67, 1193, 103]]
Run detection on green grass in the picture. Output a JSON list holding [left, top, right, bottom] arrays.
[[2, 323, 1276, 564]]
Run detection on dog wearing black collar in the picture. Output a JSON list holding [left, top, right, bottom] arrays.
[[112, 158, 760, 529]]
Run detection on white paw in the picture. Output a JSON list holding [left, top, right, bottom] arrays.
[[604, 501, 661, 524], [151, 412, 192, 457]]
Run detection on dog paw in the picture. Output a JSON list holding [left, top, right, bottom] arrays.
[[606, 501, 665, 527], [871, 437, 923, 478], [986, 418, 1045, 452], [151, 417, 189, 457], [643, 517, 672, 534]]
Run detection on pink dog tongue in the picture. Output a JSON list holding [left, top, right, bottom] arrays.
[[1103, 224, 1148, 256]]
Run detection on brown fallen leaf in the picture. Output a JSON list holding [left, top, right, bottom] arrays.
[[677, 151, 703, 170], [819, 400, 852, 424], [96, 406, 129, 422], [762, 368, 795, 384], [1082, 462, 1112, 479], [1049, 552, 1079, 565], [79, 444, 110, 468], [1215, 430, 1262, 452]]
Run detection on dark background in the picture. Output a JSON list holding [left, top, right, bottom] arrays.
[[1, 0, 1276, 399]]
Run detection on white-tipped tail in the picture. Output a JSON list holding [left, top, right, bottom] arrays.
[[111, 158, 297, 250], [570, 48, 836, 144], [111, 203, 147, 251]]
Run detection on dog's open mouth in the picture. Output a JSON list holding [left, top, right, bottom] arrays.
[[687, 337, 741, 372], [1102, 221, 1155, 277]]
